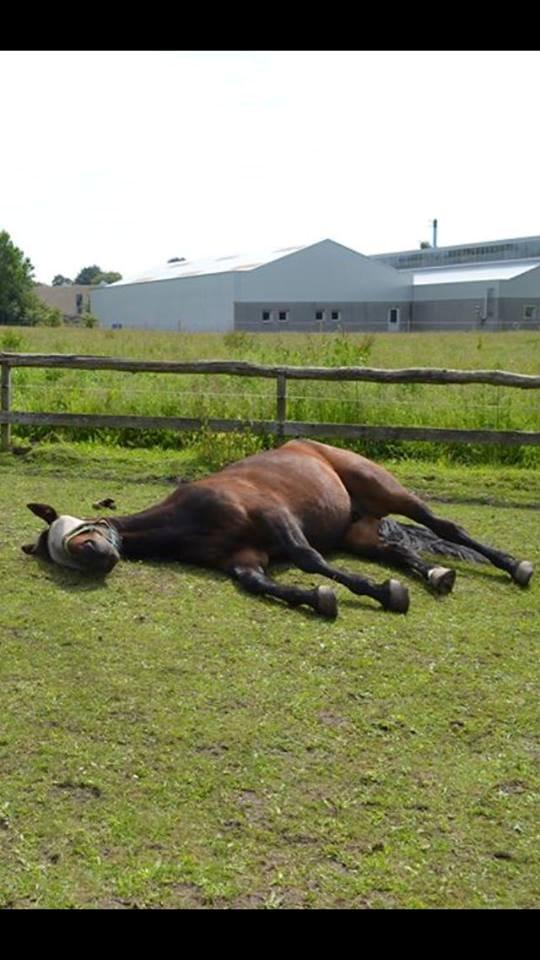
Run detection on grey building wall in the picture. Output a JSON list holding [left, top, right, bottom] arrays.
[[235, 301, 412, 333], [497, 299, 540, 329], [502, 265, 540, 297], [236, 240, 411, 304], [91, 273, 236, 332], [412, 278, 501, 330], [487, 269, 540, 328], [411, 300, 500, 331], [413, 279, 500, 303]]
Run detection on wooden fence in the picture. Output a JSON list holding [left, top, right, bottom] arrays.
[[1, 351, 540, 452]]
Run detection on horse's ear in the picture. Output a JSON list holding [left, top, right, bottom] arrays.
[[21, 542, 38, 554], [27, 503, 58, 525], [21, 529, 51, 561]]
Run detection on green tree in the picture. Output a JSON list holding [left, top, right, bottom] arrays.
[[74, 264, 102, 284], [0, 230, 36, 325], [99, 271, 122, 284], [74, 265, 122, 285], [0, 230, 65, 327], [52, 274, 73, 286]]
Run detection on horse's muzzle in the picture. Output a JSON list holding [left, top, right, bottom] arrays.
[[79, 539, 120, 575]]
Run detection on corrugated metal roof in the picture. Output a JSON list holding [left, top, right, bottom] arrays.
[[111, 245, 307, 286], [374, 234, 540, 259], [413, 260, 540, 285]]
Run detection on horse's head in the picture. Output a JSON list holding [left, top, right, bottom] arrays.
[[22, 503, 121, 575]]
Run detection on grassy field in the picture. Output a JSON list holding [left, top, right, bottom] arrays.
[[1, 442, 538, 909], [2, 326, 539, 466]]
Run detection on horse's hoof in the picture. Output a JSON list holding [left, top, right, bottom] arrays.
[[383, 579, 410, 614], [316, 586, 338, 619], [428, 566, 456, 595], [513, 561, 534, 587]]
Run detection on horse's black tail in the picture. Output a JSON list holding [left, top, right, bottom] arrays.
[[380, 517, 488, 564]]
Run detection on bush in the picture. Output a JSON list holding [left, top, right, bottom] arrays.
[[25, 297, 63, 327], [1, 329, 26, 350]]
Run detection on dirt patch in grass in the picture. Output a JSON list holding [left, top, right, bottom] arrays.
[[52, 781, 102, 801]]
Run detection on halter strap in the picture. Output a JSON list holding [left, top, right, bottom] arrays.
[[63, 518, 122, 553]]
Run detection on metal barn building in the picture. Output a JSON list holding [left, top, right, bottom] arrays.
[[90, 236, 540, 333], [90, 240, 411, 334]]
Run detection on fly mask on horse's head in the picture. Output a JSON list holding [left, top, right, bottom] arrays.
[[22, 503, 121, 575]]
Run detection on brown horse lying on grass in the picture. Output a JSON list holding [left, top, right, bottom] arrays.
[[22, 439, 534, 619]]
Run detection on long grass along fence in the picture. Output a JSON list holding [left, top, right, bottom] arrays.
[[1, 352, 540, 455]]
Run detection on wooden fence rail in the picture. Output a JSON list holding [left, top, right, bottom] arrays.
[[1, 352, 539, 452]]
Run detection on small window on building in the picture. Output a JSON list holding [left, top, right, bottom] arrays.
[[315, 310, 325, 322], [388, 307, 400, 325], [262, 310, 272, 323], [523, 304, 537, 321], [278, 310, 289, 323], [76, 293, 83, 315], [330, 310, 340, 322]]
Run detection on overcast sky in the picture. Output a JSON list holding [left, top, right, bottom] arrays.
[[2, 50, 540, 284]]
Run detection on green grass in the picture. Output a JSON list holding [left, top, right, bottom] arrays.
[[1, 443, 538, 908], [3, 326, 540, 466]]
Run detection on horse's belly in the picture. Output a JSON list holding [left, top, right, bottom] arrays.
[[280, 464, 352, 552], [299, 498, 351, 551], [204, 451, 353, 557]]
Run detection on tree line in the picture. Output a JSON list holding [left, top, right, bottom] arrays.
[[0, 229, 121, 326], [52, 266, 122, 287]]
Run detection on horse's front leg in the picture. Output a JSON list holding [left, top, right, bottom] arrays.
[[268, 515, 410, 614], [223, 548, 338, 619]]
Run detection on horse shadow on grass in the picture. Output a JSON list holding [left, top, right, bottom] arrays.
[[27, 553, 112, 594], [112, 557, 380, 621], [24, 550, 525, 617]]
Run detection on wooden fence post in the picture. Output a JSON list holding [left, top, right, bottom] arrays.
[[1, 361, 11, 451], [276, 372, 287, 439]]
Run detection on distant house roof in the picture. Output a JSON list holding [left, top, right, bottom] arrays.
[[412, 260, 540, 285], [111, 245, 307, 286]]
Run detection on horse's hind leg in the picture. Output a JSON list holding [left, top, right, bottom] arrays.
[[224, 549, 338, 619], [266, 514, 409, 613], [341, 518, 456, 595], [302, 442, 533, 588], [405, 501, 534, 587]]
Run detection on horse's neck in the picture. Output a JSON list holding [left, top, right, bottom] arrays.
[[112, 485, 190, 530], [108, 486, 196, 559]]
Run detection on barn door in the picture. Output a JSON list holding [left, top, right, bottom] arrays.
[[387, 307, 401, 331]]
